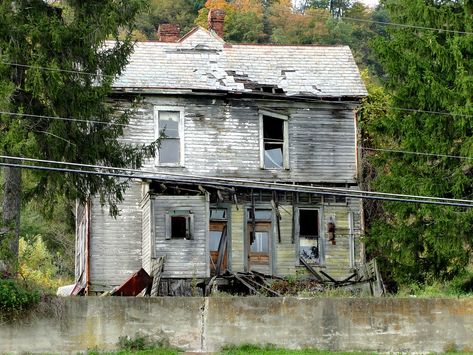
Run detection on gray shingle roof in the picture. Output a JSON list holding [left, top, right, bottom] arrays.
[[112, 27, 367, 98]]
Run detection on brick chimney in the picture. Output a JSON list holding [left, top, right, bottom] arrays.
[[157, 23, 180, 42], [208, 9, 225, 38]]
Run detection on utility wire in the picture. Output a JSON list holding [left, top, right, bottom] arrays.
[[0, 61, 114, 78], [1, 154, 473, 207], [340, 15, 473, 36], [2, 102, 473, 130], [2, 109, 473, 162], [2, 107, 473, 163], [0, 111, 129, 127], [1, 160, 472, 208], [362, 147, 473, 161]]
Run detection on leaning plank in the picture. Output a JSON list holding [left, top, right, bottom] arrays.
[[215, 226, 228, 276], [234, 273, 260, 295], [245, 274, 281, 297], [299, 257, 324, 281], [111, 268, 153, 296], [150, 256, 166, 297], [319, 270, 338, 283]]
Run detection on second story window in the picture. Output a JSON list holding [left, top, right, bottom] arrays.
[[154, 107, 184, 166], [259, 110, 289, 169]]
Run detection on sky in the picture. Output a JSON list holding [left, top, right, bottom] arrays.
[[359, 0, 379, 7]]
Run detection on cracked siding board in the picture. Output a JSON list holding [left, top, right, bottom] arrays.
[[153, 195, 209, 278], [119, 96, 357, 183], [89, 181, 143, 291]]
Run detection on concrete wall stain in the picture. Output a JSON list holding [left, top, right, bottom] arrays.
[[1, 297, 473, 353]]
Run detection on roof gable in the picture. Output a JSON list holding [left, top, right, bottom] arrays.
[[178, 27, 224, 51]]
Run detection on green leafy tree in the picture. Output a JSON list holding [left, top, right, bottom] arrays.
[[136, 0, 201, 39], [364, 0, 473, 288], [0, 0, 155, 273]]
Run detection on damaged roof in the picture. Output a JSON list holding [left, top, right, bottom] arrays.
[[112, 27, 367, 98]]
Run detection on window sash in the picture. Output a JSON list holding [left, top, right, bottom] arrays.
[[154, 107, 184, 166], [259, 112, 289, 170]]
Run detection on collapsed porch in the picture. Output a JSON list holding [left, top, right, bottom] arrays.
[[78, 175, 366, 296]]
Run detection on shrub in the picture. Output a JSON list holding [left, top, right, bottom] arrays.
[[0, 279, 40, 319]]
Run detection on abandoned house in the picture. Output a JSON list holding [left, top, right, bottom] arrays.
[[75, 10, 368, 296]]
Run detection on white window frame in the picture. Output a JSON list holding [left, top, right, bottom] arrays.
[[154, 106, 185, 167], [259, 110, 289, 170], [165, 209, 195, 240]]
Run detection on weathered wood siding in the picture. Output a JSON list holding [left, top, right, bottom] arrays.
[[89, 182, 143, 292], [275, 205, 297, 276], [119, 96, 357, 183], [317, 196, 363, 279], [141, 193, 152, 274], [153, 195, 209, 278], [75, 202, 88, 287], [229, 205, 245, 273]]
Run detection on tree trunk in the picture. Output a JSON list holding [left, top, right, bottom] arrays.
[[1, 164, 22, 275]]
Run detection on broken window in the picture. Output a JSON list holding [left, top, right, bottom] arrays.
[[165, 210, 194, 239], [298, 209, 322, 264], [155, 108, 184, 165], [259, 112, 288, 169]]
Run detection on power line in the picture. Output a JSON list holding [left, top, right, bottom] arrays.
[[0, 111, 128, 127], [2, 108, 473, 163], [341, 15, 473, 36], [2, 58, 473, 121], [389, 107, 473, 118], [0, 61, 113, 78], [1, 101, 472, 131], [363, 147, 473, 161], [1, 154, 472, 208]]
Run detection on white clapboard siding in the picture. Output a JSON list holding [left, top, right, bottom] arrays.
[[119, 96, 357, 184], [153, 195, 209, 278], [89, 182, 143, 292]]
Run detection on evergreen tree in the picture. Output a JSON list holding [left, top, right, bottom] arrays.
[[0, 0, 154, 273], [364, 0, 473, 287]]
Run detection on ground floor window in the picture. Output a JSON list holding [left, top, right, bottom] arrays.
[[165, 210, 194, 240], [297, 208, 321, 264]]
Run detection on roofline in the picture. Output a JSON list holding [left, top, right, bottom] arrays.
[[178, 26, 224, 43], [110, 87, 366, 102], [135, 26, 351, 49]]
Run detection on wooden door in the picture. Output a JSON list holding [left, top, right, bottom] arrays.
[[209, 221, 228, 275], [247, 222, 271, 270]]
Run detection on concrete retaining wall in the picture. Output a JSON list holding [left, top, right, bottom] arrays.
[[1, 297, 472, 353]]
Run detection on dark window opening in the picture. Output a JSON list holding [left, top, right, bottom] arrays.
[[171, 216, 188, 238], [166, 210, 193, 240], [263, 115, 284, 169], [299, 209, 319, 237], [299, 209, 320, 264]]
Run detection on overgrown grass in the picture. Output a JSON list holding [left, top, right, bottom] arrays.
[[395, 268, 473, 298], [220, 345, 377, 355], [87, 350, 179, 355]]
